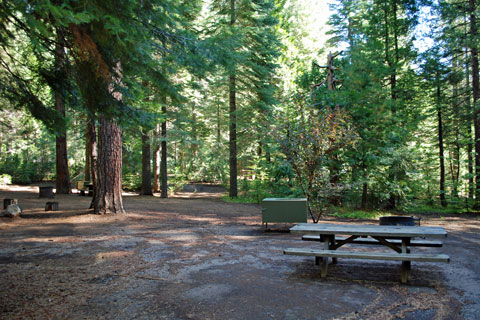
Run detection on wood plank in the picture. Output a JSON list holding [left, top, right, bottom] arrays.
[[302, 235, 443, 247], [283, 248, 450, 263], [291, 223, 447, 238], [372, 236, 402, 253]]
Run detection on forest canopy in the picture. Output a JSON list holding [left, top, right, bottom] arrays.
[[0, 0, 479, 215]]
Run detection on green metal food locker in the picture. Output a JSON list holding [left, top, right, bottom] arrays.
[[261, 198, 308, 228]]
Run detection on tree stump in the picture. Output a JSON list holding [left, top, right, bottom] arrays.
[[39, 186, 55, 198], [45, 202, 59, 211], [3, 198, 18, 209]]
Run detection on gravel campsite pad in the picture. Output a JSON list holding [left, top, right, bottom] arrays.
[[1, 184, 479, 319]]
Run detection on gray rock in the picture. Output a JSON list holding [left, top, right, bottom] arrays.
[[2, 204, 22, 218]]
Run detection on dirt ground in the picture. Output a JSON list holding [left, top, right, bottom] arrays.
[[0, 184, 479, 320]]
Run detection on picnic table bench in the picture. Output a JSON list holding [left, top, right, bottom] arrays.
[[283, 223, 449, 283], [301, 234, 443, 247]]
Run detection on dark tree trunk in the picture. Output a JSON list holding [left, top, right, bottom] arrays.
[[437, 74, 447, 208], [229, 0, 238, 198], [466, 51, 474, 201], [451, 58, 460, 199], [361, 182, 368, 211], [470, 0, 480, 205], [94, 116, 125, 214], [85, 119, 92, 182], [191, 104, 198, 165], [229, 73, 238, 198], [54, 29, 71, 194], [161, 106, 168, 198], [383, 0, 403, 209], [468, 124, 474, 200], [361, 165, 368, 210], [87, 119, 97, 208], [217, 104, 221, 144], [141, 131, 152, 195], [153, 124, 161, 193]]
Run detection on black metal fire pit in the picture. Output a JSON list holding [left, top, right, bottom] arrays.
[[379, 216, 420, 226]]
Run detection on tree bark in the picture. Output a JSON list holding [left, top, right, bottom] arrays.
[[161, 105, 168, 198], [85, 119, 92, 182], [87, 119, 97, 208], [361, 182, 368, 211], [141, 131, 152, 195], [451, 58, 460, 199], [466, 48, 474, 201], [153, 124, 161, 193], [437, 73, 447, 208], [54, 28, 71, 194], [361, 165, 368, 210], [229, 0, 238, 198], [470, 0, 480, 205], [384, 0, 400, 209], [229, 73, 238, 198], [94, 116, 125, 214]]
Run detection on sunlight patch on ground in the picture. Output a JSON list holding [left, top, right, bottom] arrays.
[[225, 235, 258, 241], [177, 215, 222, 224], [0, 185, 39, 193], [95, 250, 132, 264], [19, 236, 82, 243], [172, 192, 224, 199]]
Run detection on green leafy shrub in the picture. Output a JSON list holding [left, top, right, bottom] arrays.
[[123, 173, 141, 191], [0, 174, 12, 185]]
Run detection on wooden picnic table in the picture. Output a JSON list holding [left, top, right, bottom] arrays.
[[284, 223, 449, 283]]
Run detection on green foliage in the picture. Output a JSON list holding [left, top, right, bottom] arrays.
[[405, 204, 478, 215], [279, 95, 357, 222], [123, 173, 142, 192], [0, 155, 53, 184], [330, 208, 390, 220], [0, 174, 12, 185]]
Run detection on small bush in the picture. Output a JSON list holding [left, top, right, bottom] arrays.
[[330, 208, 390, 220], [0, 174, 12, 185], [123, 173, 141, 191]]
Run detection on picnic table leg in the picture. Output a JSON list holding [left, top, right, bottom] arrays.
[[401, 238, 410, 283], [330, 236, 338, 264], [320, 235, 332, 277], [401, 266, 408, 284], [402, 238, 411, 270]]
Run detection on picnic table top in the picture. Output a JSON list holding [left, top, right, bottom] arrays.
[[290, 223, 447, 238]]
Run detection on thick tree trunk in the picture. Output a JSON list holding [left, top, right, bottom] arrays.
[[94, 116, 125, 214], [470, 0, 480, 204], [54, 29, 71, 194], [161, 106, 168, 198], [141, 131, 152, 195], [153, 124, 161, 193]]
